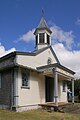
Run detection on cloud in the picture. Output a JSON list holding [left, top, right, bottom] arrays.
[[14, 28, 35, 43], [0, 43, 5, 56], [15, 24, 75, 50], [53, 43, 80, 78], [75, 18, 80, 26], [0, 43, 16, 57], [50, 25, 74, 50]]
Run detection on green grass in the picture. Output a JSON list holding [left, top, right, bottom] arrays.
[[0, 109, 80, 120]]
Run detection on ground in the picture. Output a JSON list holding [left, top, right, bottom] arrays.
[[0, 103, 80, 120], [59, 103, 80, 114]]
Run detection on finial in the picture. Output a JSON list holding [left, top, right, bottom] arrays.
[[42, 9, 44, 18]]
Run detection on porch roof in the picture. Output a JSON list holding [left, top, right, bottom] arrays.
[[37, 63, 75, 75], [37, 63, 75, 80]]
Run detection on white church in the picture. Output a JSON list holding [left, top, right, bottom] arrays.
[[0, 16, 75, 111]]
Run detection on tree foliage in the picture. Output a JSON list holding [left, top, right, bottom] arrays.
[[67, 79, 80, 96]]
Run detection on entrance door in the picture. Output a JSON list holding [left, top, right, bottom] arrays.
[[45, 76, 54, 102]]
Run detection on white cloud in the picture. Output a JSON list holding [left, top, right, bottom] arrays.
[[18, 28, 35, 42], [16, 24, 75, 50], [75, 18, 80, 26], [53, 43, 80, 78], [0, 43, 5, 56], [50, 25, 74, 50], [0, 43, 16, 57]]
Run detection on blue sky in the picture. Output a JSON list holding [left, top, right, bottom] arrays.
[[0, 0, 80, 78], [0, 0, 80, 51]]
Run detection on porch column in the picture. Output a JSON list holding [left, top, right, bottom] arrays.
[[54, 67, 58, 111], [13, 68, 19, 108], [72, 79, 74, 104]]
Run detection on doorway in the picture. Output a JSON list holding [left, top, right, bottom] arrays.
[[45, 76, 54, 102]]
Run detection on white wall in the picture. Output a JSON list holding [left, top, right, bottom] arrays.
[[35, 48, 57, 67], [16, 47, 57, 69], [16, 55, 36, 68], [18, 68, 45, 106], [17, 68, 68, 109], [58, 80, 67, 102]]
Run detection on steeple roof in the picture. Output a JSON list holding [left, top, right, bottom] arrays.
[[37, 17, 49, 29], [34, 17, 52, 34]]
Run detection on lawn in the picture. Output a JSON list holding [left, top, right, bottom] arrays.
[[0, 108, 80, 120]]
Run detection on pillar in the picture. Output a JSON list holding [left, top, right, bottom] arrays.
[[72, 79, 74, 104], [54, 67, 58, 111], [45, 33, 47, 43], [38, 34, 39, 44], [13, 68, 19, 108]]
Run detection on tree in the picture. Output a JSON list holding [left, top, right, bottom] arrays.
[[67, 79, 80, 96]]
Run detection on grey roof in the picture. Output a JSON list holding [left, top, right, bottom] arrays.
[[0, 51, 35, 62], [34, 17, 52, 34], [37, 17, 49, 29], [0, 62, 42, 73]]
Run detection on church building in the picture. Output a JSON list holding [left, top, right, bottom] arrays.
[[0, 16, 75, 111]]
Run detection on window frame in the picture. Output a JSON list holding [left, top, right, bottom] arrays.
[[21, 69, 30, 89], [39, 33, 44, 44], [47, 34, 50, 44], [36, 35, 38, 46]]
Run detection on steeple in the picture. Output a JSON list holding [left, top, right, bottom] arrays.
[[36, 17, 52, 33], [34, 14, 52, 50]]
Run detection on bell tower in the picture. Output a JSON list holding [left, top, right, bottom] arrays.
[[34, 14, 52, 50]]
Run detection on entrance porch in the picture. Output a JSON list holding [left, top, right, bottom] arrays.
[[38, 102, 69, 112], [37, 63, 75, 111]]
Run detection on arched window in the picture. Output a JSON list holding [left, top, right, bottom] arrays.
[[21, 69, 30, 89]]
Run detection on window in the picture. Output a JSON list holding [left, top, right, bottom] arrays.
[[0, 73, 1, 88], [63, 81, 66, 92], [47, 34, 50, 44], [47, 57, 52, 65], [22, 69, 30, 88], [39, 33, 44, 43], [36, 35, 38, 46]]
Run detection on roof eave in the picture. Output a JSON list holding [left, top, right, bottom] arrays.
[[34, 27, 52, 35], [37, 63, 75, 75]]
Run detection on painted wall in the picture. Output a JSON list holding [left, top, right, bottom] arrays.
[[35, 48, 57, 67], [18, 68, 45, 106], [16, 55, 36, 68], [16, 47, 57, 69], [58, 80, 67, 102], [17, 68, 68, 106]]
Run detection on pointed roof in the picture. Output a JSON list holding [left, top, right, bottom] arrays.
[[37, 17, 49, 29], [34, 17, 52, 34]]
